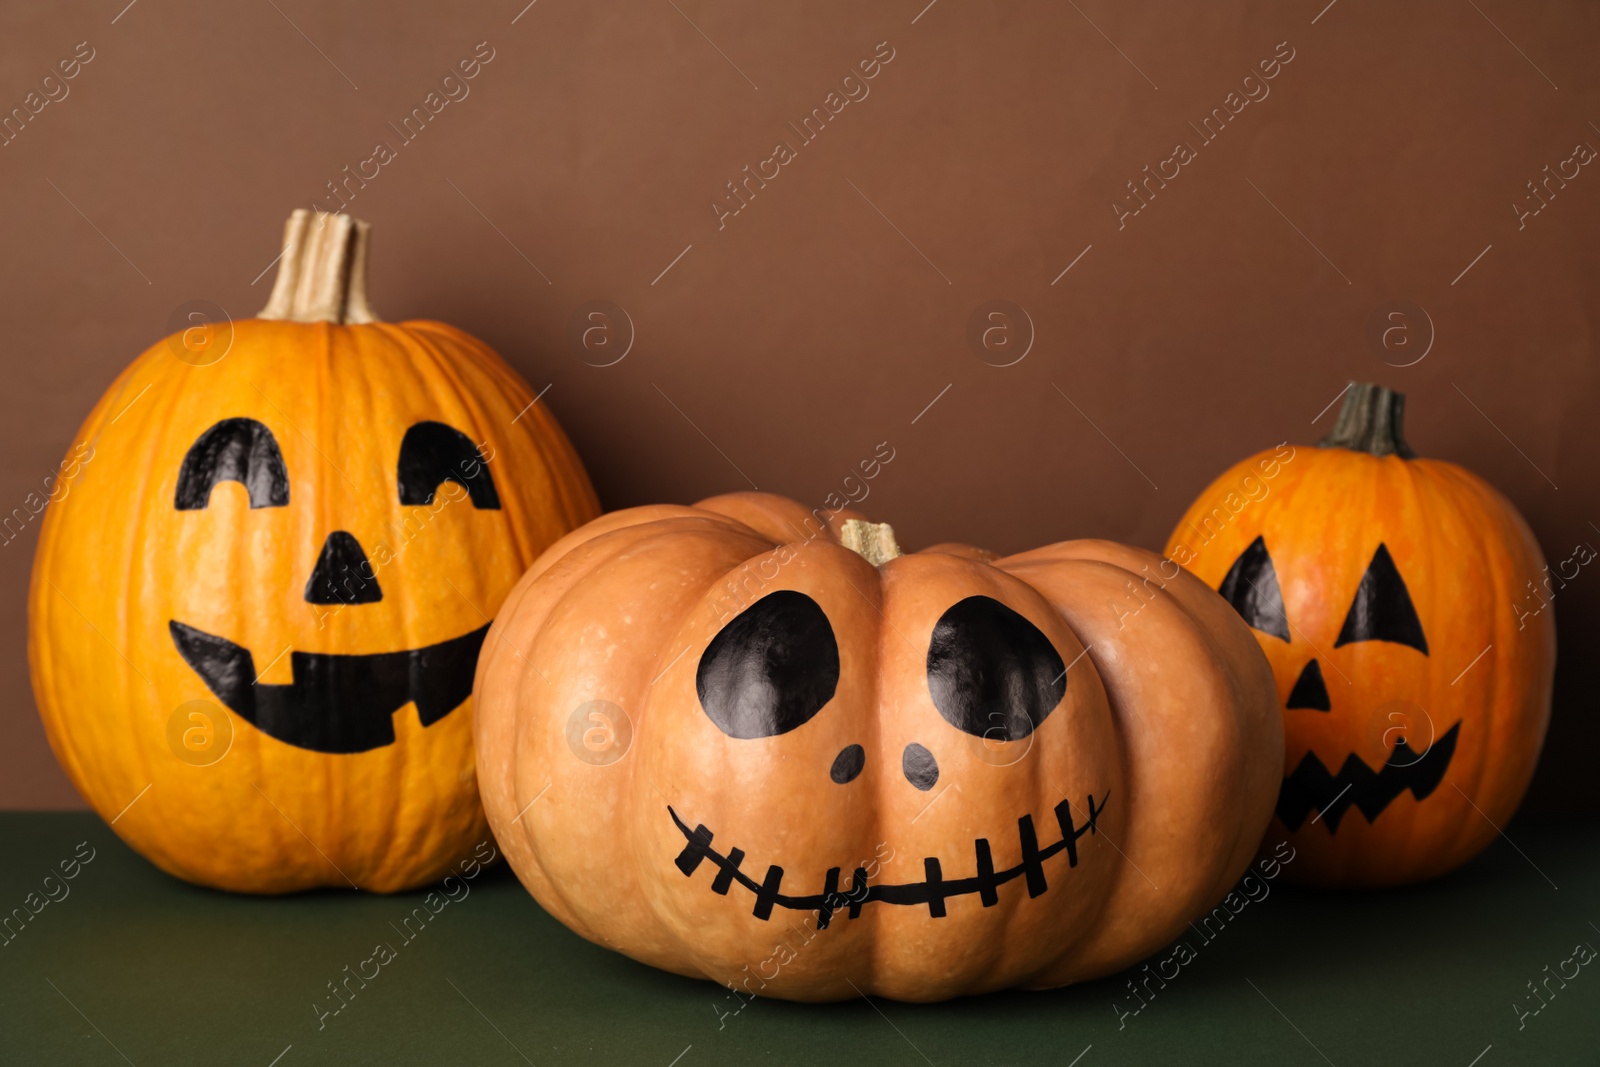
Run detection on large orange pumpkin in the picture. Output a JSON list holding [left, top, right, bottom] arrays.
[[29, 210, 598, 893], [474, 492, 1280, 1001], [1166, 383, 1555, 886]]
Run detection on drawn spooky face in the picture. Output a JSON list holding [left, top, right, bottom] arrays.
[[668, 591, 1108, 929], [1216, 535, 1453, 832], [476, 494, 1289, 999], [29, 213, 601, 894], [167, 415, 504, 754], [1167, 426, 1553, 888]]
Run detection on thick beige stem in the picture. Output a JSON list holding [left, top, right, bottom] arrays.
[[839, 519, 903, 565], [258, 210, 379, 324]]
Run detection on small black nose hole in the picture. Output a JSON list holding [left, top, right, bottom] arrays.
[[902, 743, 938, 790], [305, 530, 383, 605], [830, 744, 865, 784]]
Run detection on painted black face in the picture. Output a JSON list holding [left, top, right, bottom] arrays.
[[1217, 537, 1445, 831], [169, 417, 498, 754], [678, 591, 1099, 927]]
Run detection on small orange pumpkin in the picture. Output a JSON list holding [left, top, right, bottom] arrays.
[[474, 492, 1280, 1001], [29, 210, 599, 892], [1167, 383, 1555, 886]]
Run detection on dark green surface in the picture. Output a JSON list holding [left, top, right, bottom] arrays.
[[1, 814, 1596, 1066]]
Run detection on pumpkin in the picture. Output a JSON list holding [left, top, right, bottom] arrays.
[[474, 492, 1280, 1001], [29, 210, 599, 893], [1166, 383, 1555, 887]]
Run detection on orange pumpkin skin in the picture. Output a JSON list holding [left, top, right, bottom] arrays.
[[475, 492, 1281, 1002], [1165, 386, 1555, 887], [29, 217, 598, 893]]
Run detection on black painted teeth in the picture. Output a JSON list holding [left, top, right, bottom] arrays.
[[668, 790, 1108, 929]]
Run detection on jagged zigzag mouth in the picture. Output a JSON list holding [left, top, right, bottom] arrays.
[[668, 790, 1109, 931], [1276, 722, 1461, 832]]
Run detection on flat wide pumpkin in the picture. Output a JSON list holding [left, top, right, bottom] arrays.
[[1167, 383, 1555, 886], [475, 492, 1280, 1001], [29, 211, 598, 893]]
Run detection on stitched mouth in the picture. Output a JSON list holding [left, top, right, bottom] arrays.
[[1276, 722, 1460, 832], [169, 620, 489, 755], [669, 790, 1108, 930]]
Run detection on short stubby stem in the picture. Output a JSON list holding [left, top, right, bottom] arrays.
[[1319, 381, 1415, 458], [258, 209, 379, 325], [839, 519, 903, 565]]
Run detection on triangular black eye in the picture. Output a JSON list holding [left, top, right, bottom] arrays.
[[1217, 536, 1290, 642], [926, 596, 1066, 742], [1335, 543, 1428, 655], [696, 591, 840, 739], [1286, 659, 1330, 711]]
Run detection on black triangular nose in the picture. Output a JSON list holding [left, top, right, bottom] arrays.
[[304, 530, 383, 605], [1286, 658, 1330, 711]]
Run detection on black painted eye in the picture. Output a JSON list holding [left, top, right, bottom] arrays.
[[1335, 543, 1429, 655], [397, 421, 500, 509], [696, 591, 840, 739], [174, 418, 289, 510], [1217, 535, 1290, 642], [926, 595, 1066, 742]]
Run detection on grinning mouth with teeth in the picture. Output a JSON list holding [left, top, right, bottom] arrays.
[[668, 790, 1109, 930], [169, 620, 489, 755]]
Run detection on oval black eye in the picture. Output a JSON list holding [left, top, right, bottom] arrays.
[[926, 595, 1066, 742], [696, 590, 840, 739]]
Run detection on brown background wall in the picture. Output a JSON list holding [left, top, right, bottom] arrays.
[[2, 1, 1596, 811]]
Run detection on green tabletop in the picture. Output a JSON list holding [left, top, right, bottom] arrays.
[[1, 813, 1594, 1066]]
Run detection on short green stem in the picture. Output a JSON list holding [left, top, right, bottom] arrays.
[[1318, 382, 1415, 458]]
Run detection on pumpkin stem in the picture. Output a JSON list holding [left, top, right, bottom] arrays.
[[1318, 382, 1415, 458], [839, 519, 903, 565], [257, 209, 380, 324]]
